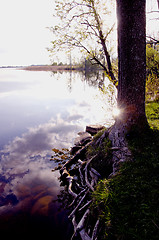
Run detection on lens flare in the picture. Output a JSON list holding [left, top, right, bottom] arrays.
[[113, 107, 120, 117]]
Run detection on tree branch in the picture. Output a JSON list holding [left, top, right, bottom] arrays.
[[147, 10, 159, 14], [146, 36, 159, 44], [50, 0, 118, 85]]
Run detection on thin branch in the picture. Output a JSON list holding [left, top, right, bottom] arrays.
[[68, 11, 94, 23], [152, 220, 159, 230], [81, 20, 99, 38], [147, 10, 159, 14], [50, 0, 118, 85], [146, 36, 159, 44]]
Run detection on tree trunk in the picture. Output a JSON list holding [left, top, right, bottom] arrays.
[[116, 0, 148, 132]]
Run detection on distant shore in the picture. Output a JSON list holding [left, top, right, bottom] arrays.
[[0, 64, 101, 72], [20, 65, 81, 72]]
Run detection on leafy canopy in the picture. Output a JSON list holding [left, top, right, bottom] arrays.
[[48, 0, 117, 81]]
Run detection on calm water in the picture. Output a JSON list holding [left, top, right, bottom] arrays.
[[0, 68, 116, 239]]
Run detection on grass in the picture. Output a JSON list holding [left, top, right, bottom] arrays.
[[146, 101, 159, 129], [91, 101, 159, 239]]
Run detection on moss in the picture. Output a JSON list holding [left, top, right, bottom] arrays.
[[91, 101, 159, 239]]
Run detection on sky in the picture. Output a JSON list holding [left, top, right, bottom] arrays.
[[0, 0, 158, 67], [0, 0, 54, 66]]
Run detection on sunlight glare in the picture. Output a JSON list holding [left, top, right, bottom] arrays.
[[113, 107, 120, 118]]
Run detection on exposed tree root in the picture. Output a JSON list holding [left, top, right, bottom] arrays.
[[109, 123, 132, 174], [69, 189, 89, 218], [58, 124, 132, 239], [91, 219, 100, 240], [61, 142, 92, 171]]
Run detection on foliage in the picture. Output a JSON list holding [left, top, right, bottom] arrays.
[[146, 101, 159, 129], [146, 45, 159, 101], [48, 0, 117, 83], [146, 73, 159, 101], [50, 148, 71, 170], [146, 44, 159, 77], [91, 101, 159, 239]]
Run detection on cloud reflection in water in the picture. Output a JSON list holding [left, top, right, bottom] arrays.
[[0, 70, 116, 237], [0, 86, 115, 213], [0, 113, 82, 194], [0, 113, 83, 237]]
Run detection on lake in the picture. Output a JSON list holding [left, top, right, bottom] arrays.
[[0, 68, 116, 239]]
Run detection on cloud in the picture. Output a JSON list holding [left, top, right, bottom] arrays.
[[0, 48, 6, 54]]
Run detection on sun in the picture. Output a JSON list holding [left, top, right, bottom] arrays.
[[113, 107, 121, 118]]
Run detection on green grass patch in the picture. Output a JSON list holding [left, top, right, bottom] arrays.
[[91, 101, 159, 239], [146, 101, 159, 129]]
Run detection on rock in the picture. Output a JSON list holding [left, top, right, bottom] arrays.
[[77, 131, 87, 136], [70, 145, 82, 155], [86, 125, 105, 135], [74, 132, 92, 146]]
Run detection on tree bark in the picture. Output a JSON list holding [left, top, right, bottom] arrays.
[[116, 0, 148, 131]]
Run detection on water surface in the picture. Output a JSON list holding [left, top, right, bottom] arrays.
[[0, 68, 116, 238]]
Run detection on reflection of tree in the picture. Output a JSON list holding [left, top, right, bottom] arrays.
[[68, 70, 73, 92], [50, 69, 106, 92], [84, 70, 105, 89]]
